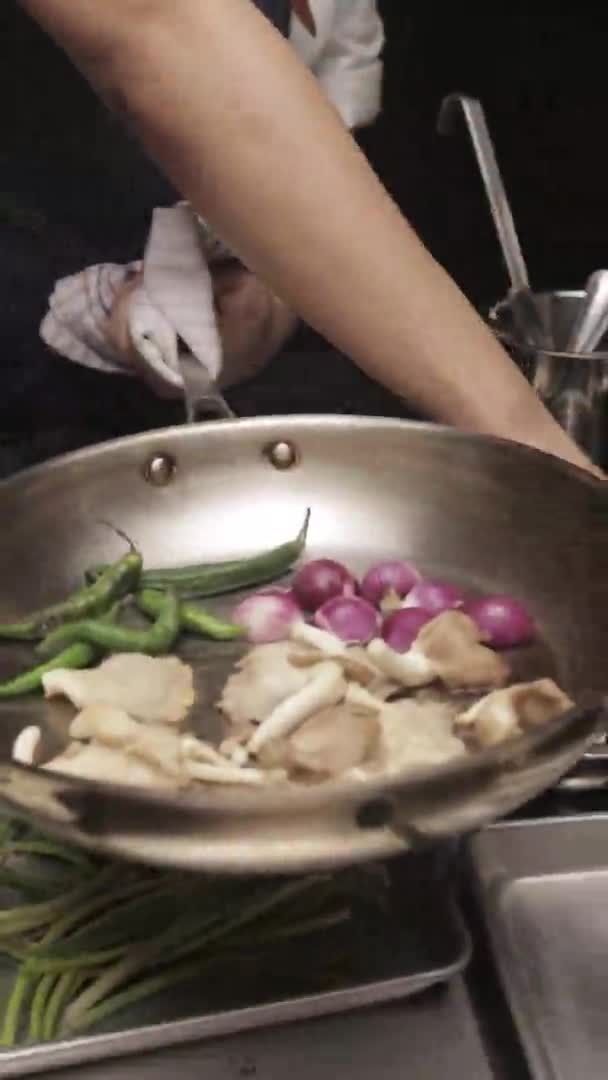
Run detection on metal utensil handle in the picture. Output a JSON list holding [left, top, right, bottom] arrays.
[[177, 352, 236, 422], [438, 93, 529, 293], [509, 287, 554, 352], [566, 269, 608, 354]]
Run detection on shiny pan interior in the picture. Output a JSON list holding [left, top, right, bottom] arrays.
[[0, 416, 604, 874]]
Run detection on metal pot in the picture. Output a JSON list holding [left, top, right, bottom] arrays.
[[0, 416, 604, 874], [488, 290, 608, 468]]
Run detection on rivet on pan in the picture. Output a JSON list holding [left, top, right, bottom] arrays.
[[264, 441, 299, 470], [356, 799, 394, 830], [143, 454, 177, 486]]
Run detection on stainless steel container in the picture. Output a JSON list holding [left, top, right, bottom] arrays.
[[487, 290, 608, 467]]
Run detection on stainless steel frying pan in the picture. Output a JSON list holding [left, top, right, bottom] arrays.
[[0, 416, 605, 874]]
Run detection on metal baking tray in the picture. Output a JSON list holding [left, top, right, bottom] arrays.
[[554, 718, 608, 791], [469, 815, 608, 1080], [39, 979, 494, 1080], [0, 851, 471, 1078], [556, 728, 608, 792]]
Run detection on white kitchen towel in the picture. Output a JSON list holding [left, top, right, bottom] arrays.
[[41, 260, 140, 376], [41, 205, 224, 392], [134, 205, 222, 391]]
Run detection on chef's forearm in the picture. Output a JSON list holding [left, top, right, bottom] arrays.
[[20, 0, 593, 470]]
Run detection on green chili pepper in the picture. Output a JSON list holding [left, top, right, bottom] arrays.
[[0, 552, 142, 643], [85, 510, 311, 599], [0, 606, 121, 698], [37, 589, 180, 659], [135, 589, 243, 641], [0, 644, 96, 699]]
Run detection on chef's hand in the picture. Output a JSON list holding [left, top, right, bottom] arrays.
[[107, 263, 298, 397], [212, 262, 298, 389]]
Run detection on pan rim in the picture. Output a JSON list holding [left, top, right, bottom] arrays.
[[4, 700, 601, 820], [0, 414, 601, 492]]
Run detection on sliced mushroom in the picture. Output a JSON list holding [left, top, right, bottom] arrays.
[[379, 588, 403, 614], [415, 612, 509, 691], [359, 698, 467, 777], [456, 678, 574, 748], [217, 642, 311, 729], [184, 760, 286, 786], [219, 725, 255, 754], [69, 705, 186, 781], [43, 653, 195, 724], [290, 621, 347, 657], [219, 726, 256, 766], [70, 705, 141, 747], [12, 725, 42, 767], [515, 679, 575, 730], [44, 741, 179, 789], [256, 738, 292, 771], [367, 638, 436, 688], [289, 644, 379, 685], [129, 724, 187, 781], [347, 646, 400, 698], [287, 704, 381, 777], [181, 734, 232, 768], [344, 682, 385, 715], [248, 661, 346, 755], [368, 612, 509, 693]]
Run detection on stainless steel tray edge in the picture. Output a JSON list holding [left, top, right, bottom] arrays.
[[468, 815, 608, 1080], [468, 850, 555, 1080], [0, 898, 471, 1078]]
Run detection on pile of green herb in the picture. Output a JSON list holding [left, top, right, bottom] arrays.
[[0, 819, 388, 1048]]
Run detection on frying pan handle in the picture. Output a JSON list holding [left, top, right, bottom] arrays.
[[183, 393, 236, 424], [176, 352, 237, 423]]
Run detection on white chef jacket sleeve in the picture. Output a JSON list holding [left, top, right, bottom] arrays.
[[311, 0, 384, 130]]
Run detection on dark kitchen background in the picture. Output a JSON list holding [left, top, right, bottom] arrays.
[[1, 5, 607, 465]]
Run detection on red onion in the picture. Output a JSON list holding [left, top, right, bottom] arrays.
[[403, 579, 466, 616], [315, 596, 380, 644], [360, 560, 420, 610], [257, 585, 298, 603], [233, 590, 303, 644], [464, 595, 535, 648], [292, 559, 357, 612], [381, 608, 434, 653]]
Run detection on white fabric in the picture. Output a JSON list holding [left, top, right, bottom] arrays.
[[41, 210, 221, 389], [41, 262, 139, 376], [41, 0, 384, 392], [292, 0, 384, 129], [130, 205, 222, 389]]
